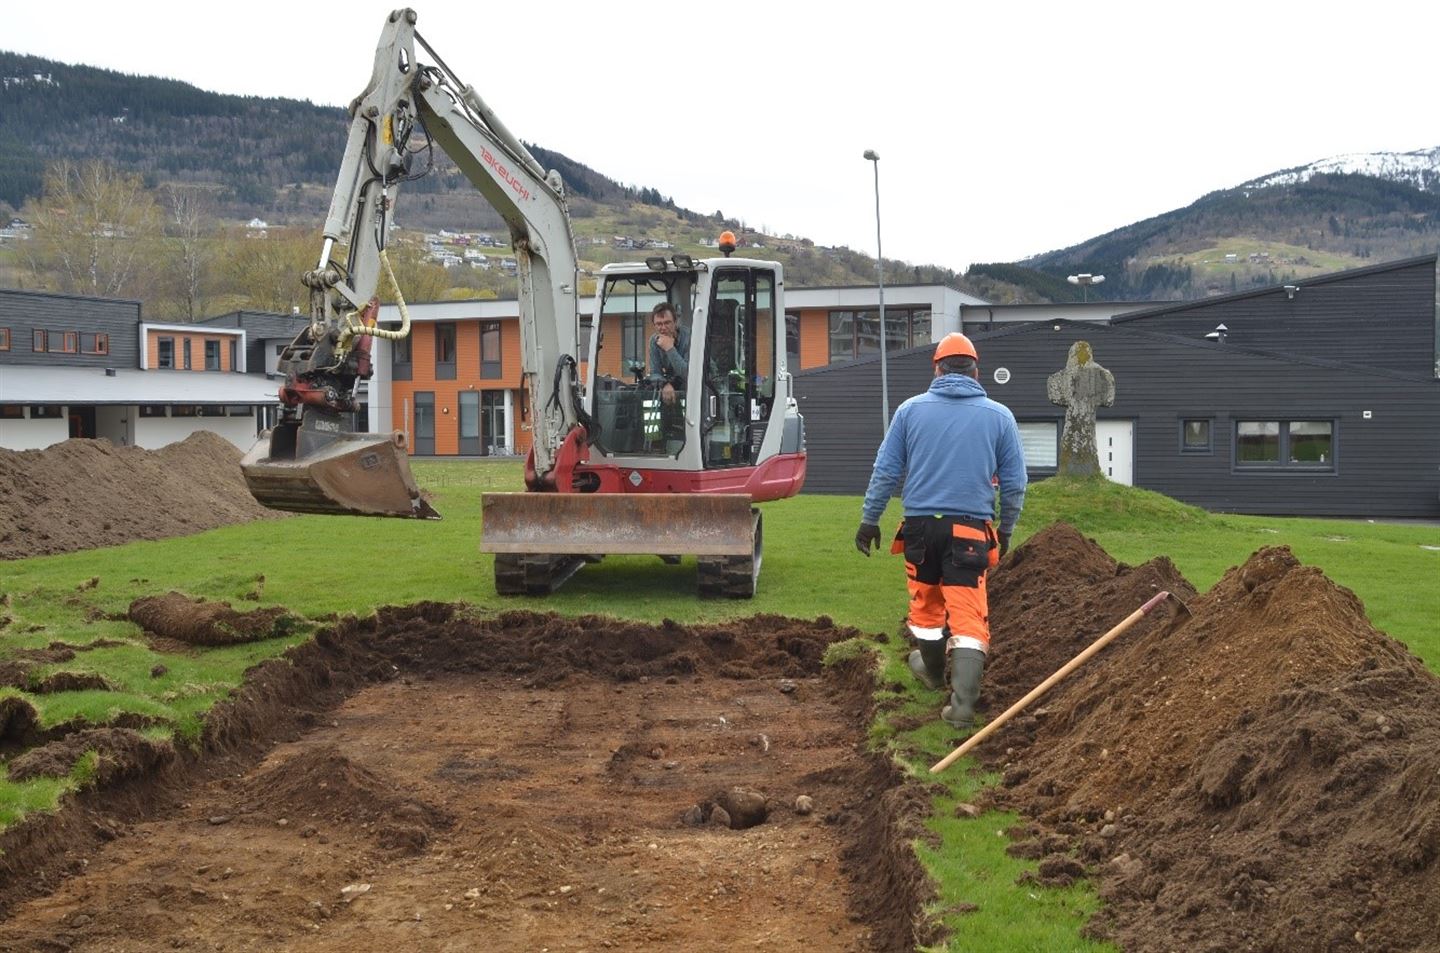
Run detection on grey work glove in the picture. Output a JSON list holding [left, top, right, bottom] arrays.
[[855, 522, 881, 556], [997, 531, 1011, 559]]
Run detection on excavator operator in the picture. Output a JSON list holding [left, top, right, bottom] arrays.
[[648, 302, 690, 405]]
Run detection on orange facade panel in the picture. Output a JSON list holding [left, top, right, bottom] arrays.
[[145, 329, 238, 371], [798, 309, 830, 370]]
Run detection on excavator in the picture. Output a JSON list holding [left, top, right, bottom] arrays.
[[240, 8, 806, 597]]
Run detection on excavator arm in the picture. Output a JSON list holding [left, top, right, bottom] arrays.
[[242, 7, 584, 515]]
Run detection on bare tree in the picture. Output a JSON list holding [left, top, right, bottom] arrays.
[[212, 226, 321, 314], [158, 184, 219, 321], [21, 160, 164, 300]]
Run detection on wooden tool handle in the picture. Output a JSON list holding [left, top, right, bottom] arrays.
[[929, 591, 1171, 774]]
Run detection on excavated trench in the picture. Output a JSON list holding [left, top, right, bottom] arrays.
[[0, 609, 935, 953]]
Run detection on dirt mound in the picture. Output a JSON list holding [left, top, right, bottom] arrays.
[[0, 432, 285, 561], [7, 728, 174, 785], [128, 592, 299, 646], [982, 527, 1440, 952], [984, 522, 1197, 713], [235, 744, 451, 854], [307, 604, 851, 685]]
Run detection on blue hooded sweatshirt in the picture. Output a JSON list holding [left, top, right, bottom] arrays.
[[860, 374, 1027, 533]]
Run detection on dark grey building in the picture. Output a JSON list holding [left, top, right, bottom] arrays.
[[796, 255, 1440, 519], [0, 288, 140, 369]]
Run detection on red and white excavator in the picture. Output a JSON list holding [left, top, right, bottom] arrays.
[[241, 8, 806, 596]]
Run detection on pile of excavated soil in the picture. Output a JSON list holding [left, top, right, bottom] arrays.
[[0, 433, 284, 560], [980, 523, 1440, 953]]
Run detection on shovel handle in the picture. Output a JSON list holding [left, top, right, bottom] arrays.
[[929, 591, 1171, 774]]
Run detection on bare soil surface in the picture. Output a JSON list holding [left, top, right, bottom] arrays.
[[0, 433, 284, 561], [0, 609, 935, 952], [979, 523, 1440, 953]]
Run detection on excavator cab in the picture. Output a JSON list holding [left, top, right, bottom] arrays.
[[585, 259, 790, 479]]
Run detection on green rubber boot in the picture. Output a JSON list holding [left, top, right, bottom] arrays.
[[941, 647, 986, 729], [907, 638, 947, 691]]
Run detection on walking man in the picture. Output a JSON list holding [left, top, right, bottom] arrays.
[[854, 333, 1027, 729]]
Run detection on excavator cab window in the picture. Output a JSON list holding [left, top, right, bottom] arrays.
[[591, 273, 695, 458], [702, 268, 776, 468]]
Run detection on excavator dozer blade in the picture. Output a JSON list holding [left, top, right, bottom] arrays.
[[241, 426, 441, 520], [480, 493, 753, 556]]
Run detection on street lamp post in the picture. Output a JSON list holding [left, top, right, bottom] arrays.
[[863, 149, 889, 429], [1067, 272, 1105, 303]]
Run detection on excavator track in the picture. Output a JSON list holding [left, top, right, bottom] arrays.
[[493, 553, 590, 596], [697, 510, 763, 599]]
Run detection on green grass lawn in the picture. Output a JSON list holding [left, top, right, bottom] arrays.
[[2, 460, 1436, 949]]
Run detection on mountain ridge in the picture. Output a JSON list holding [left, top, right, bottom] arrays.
[[3, 50, 1437, 306]]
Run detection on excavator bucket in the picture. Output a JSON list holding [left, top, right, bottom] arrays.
[[481, 493, 762, 597], [241, 424, 440, 520]]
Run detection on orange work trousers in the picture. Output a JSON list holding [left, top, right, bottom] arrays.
[[892, 515, 999, 654]]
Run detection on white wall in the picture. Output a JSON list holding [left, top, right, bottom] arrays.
[[95, 406, 132, 446], [0, 416, 69, 450], [132, 416, 260, 450]]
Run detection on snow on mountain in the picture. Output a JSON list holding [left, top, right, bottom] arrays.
[[1242, 147, 1440, 193]]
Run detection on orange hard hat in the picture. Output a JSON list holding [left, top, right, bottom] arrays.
[[934, 332, 978, 362]]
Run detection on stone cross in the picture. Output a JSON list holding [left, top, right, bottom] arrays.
[[1045, 341, 1115, 478]]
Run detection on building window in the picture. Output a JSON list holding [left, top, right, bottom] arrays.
[[173, 404, 198, 417], [436, 322, 457, 380], [785, 312, 800, 371], [1181, 418, 1211, 453], [55, 331, 78, 353], [392, 333, 412, 382], [199, 405, 226, 417], [0, 328, 9, 351], [205, 340, 221, 370], [480, 321, 502, 379], [139, 405, 168, 417], [1236, 420, 1334, 469], [32, 329, 47, 352], [620, 314, 646, 373], [1017, 421, 1059, 469], [229, 339, 238, 371], [828, 310, 858, 363], [81, 332, 109, 355], [158, 337, 175, 368], [826, 307, 932, 363], [1, 404, 25, 418], [226, 405, 253, 417], [182, 338, 192, 370], [29, 405, 63, 419]]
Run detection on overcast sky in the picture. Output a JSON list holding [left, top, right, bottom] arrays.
[[8, 1, 1437, 273]]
